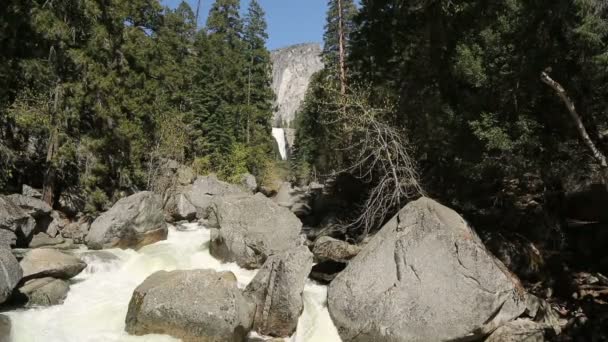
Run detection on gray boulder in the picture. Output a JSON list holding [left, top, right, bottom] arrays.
[[313, 236, 361, 263], [208, 193, 303, 269], [61, 217, 91, 244], [164, 193, 197, 222], [18, 277, 70, 306], [29, 233, 65, 248], [0, 248, 23, 304], [86, 192, 167, 250], [20, 249, 86, 280], [186, 175, 244, 218], [273, 182, 295, 207], [245, 246, 313, 337], [0, 314, 10, 342], [125, 269, 254, 342], [240, 173, 258, 194], [0, 197, 36, 247], [5, 194, 51, 219], [485, 319, 553, 342], [45, 210, 68, 238], [328, 197, 527, 342], [22, 185, 42, 199]]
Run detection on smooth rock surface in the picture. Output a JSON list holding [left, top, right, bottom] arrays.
[[485, 319, 552, 342], [86, 192, 167, 250], [186, 175, 244, 218], [18, 277, 70, 306], [0, 314, 10, 342], [240, 173, 258, 194], [29, 233, 65, 248], [328, 197, 527, 342], [245, 246, 313, 337], [209, 193, 303, 269], [5, 194, 51, 218], [20, 249, 86, 280], [313, 236, 361, 263], [125, 269, 254, 342], [0, 248, 23, 304], [164, 193, 197, 222], [271, 43, 323, 126]]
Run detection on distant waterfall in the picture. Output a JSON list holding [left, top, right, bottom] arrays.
[[272, 127, 287, 160]]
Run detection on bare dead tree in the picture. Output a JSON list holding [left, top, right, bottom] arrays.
[[541, 71, 608, 191], [337, 0, 347, 96], [319, 85, 425, 237]]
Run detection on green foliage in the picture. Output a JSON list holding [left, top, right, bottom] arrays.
[[0, 0, 276, 204]]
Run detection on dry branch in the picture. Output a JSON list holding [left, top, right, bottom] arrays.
[[541, 71, 608, 191]]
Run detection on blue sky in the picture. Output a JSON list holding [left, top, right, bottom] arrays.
[[162, 0, 328, 50]]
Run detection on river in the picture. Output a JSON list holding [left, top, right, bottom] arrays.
[[6, 224, 341, 342]]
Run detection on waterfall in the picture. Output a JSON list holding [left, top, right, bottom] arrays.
[[272, 127, 288, 160], [6, 225, 342, 342]]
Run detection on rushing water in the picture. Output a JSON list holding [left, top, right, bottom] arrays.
[[272, 128, 287, 160], [6, 224, 341, 342]]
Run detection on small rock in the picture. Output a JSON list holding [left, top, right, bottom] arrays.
[[240, 173, 258, 193], [20, 249, 86, 280], [61, 217, 91, 244], [22, 185, 42, 199], [313, 236, 361, 263], [18, 277, 70, 306], [485, 319, 554, 342]]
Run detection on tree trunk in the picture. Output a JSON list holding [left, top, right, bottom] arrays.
[[541, 71, 608, 191], [337, 0, 347, 96], [42, 128, 58, 206]]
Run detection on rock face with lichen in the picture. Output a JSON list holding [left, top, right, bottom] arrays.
[[271, 43, 323, 127]]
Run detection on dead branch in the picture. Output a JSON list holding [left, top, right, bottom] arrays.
[[541, 71, 608, 191]]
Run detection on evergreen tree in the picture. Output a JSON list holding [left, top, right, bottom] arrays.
[[322, 0, 357, 84], [243, 0, 274, 173]]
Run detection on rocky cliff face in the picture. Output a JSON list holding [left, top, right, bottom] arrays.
[[271, 43, 323, 127]]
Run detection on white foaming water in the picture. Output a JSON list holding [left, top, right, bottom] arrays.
[[6, 224, 342, 342], [272, 127, 288, 160]]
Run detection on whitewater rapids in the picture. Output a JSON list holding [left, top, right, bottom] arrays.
[[272, 128, 288, 160], [6, 224, 342, 342]]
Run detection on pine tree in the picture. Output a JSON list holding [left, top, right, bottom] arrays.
[[243, 0, 274, 172], [322, 0, 357, 86]]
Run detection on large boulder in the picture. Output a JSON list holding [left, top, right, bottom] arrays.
[[185, 175, 244, 218], [5, 194, 51, 219], [86, 192, 168, 250], [20, 249, 86, 281], [313, 236, 361, 263], [208, 193, 303, 269], [0, 197, 36, 247], [125, 269, 254, 342], [18, 277, 70, 306], [245, 246, 313, 337], [29, 233, 65, 248], [328, 197, 527, 342], [0, 248, 22, 304]]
